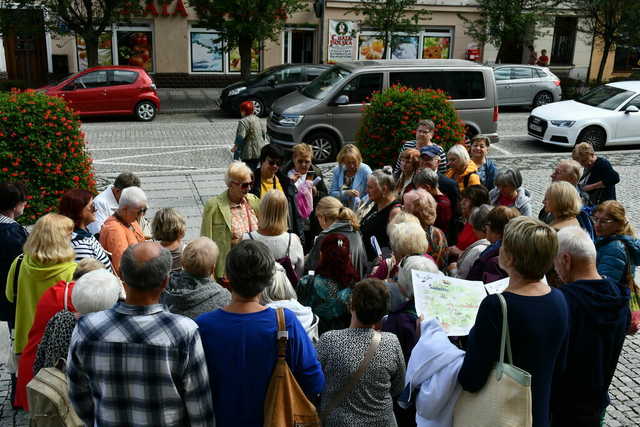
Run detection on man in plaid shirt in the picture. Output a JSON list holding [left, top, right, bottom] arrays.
[[67, 242, 215, 426]]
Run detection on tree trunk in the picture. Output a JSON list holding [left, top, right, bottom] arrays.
[[382, 31, 389, 59], [596, 39, 613, 84], [239, 36, 253, 81], [84, 33, 100, 68]]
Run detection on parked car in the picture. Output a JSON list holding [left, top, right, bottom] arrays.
[[528, 81, 640, 149], [39, 66, 160, 121], [219, 64, 330, 117], [268, 59, 499, 162], [491, 64, 562, 108]]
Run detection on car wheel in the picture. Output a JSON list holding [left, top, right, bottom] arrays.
[[577, 126, 607, 151], [247, 98, 267, 117], [135, 101, 156, 121], [532, 91, 554, 108], [305, 131, 337, 163]]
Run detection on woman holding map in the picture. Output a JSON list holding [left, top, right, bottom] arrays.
[[457, 217, 569, 427]]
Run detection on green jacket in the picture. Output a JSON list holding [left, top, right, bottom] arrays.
[[200, 191, 261, 279]]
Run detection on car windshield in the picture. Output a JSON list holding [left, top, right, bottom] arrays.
[[576, 85, 635, 111], [251, 66, 287, 82], [302, 66, 351, 100]]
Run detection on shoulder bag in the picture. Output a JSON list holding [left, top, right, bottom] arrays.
[[453, 293, 532, 427], [264, 308, 320, 427]]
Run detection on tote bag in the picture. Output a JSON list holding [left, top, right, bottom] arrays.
[[453, 294, 532, 427]]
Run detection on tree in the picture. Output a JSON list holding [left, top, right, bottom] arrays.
[[575, 0, 639, 83], [458, 0, 559, 64], [191, 0, 307, 80], [350, 0, 430, 59]]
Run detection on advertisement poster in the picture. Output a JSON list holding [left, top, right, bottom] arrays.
[[117, 31, 153, 72], [229, 45, 260, 72], [328, 20, 355, 63], [77, 34, 113, 71], [190, 33, 223, 72], [422, 36, 451, 59], [391, 35, 419, 60], [358, 35, 385, 60]]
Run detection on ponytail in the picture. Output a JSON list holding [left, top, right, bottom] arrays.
[[317, 196, 360, 231], [338, 206, 360, 231]]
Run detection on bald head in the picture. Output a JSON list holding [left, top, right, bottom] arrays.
[[120, 242, 172, 291], [182, 237, 219, 277]]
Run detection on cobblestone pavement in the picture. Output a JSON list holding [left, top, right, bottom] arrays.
[[2, 114, 640, 426]]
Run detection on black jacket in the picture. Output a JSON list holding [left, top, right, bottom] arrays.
[[0, 220, 28, 324], [581, 156, 620, 204], [438, 172, 461, 244]]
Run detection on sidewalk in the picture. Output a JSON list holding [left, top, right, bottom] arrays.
[[157, 88, 222, 114]]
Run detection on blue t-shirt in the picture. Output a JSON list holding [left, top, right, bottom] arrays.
[[458, 289, 569, 427], [195, 307, 324, 427]]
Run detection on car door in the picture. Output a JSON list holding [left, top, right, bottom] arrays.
[[494, 67, 513, 105], [510, 67, 536, 105], [330, 73, 384, 143], [107, 70, 140, 113], [615, 94, 640, 144], [62, 70, 109, 114]]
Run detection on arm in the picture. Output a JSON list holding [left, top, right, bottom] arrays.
[[596, 242, 627, 284], [520, 199, 532, 217], [389, 335, 407, 397], [292, 234, 305, 279], [100, 227, 129, 274], [468, 173, 481, 187], [200, 200, 215, 239], [91, 238, 113, 272], [5, 256, 18, 303], [92, 199, 111, 234], [182, 331, 216, 427], [287, 310, 325, 397], [67, 324, 95, 426], [329, 166, 344, 200]]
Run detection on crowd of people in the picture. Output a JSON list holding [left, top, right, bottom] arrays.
[[0, 115, 638, 427]]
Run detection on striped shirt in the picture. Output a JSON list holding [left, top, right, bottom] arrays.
[[393, 140, 448, 177], [71, 229, 113, 272]]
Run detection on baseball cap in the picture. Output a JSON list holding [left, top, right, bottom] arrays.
[[420, 146, 440, 158]]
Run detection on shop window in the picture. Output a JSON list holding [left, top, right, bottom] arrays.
[[358, 35, 385, 60], [614, 45, 640, 72], [116, 31, 153, 72], [550, 16, 577, 66], [422, 36, 451, 59], [229, 44, 260, 73], [76, 34, 113, 71], [190, 32, 223, 72], [391, 35, 419, 59]]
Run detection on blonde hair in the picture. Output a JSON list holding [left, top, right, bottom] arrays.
[[556, 159, 582, 184], [315, 196, 359, 230], [502, 216, 557, 281], [292, 143, 313, 161], [448, 144, 471, 165], [152, 208, 187, 243], [545, 181, 582, 219], [73, 258, 106, 280], [594, 200, 636, 237], [389, 220, 429, 259], [23, 213, 75, 265], [261, 263, 297, 304], [258, 190, 289, 234], [404, 189, 437, 228], [224, 161, 253, 187], [395, 149, 421, 193], [572, 142, 595, 162], [182, 237, 219, 277], [337, 144, 362, 167]]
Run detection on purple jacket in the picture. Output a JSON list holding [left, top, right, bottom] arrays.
[[465, 241, 507, 283]]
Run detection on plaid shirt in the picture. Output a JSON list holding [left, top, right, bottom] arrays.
[[67, 302, 215, 427]]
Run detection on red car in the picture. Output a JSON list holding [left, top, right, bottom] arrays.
[[40, 66, 160, 121]]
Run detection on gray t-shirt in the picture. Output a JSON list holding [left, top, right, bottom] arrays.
[[241, 231, 304, 279]]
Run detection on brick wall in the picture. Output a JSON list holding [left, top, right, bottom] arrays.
[[153, 73, 242, 88]]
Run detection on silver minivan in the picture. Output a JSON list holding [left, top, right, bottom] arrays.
[[268, 59, 499, 162]]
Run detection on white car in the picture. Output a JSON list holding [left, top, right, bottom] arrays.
[[528, 81, 640, 150]]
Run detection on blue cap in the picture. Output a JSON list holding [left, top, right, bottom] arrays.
[[420, 145, 440, 158]]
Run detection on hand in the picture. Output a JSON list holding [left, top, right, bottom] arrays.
[[291, 172, 301, 182], [312, 186, 318, 196], [230, 145, 237, 153], [448, 246, 462, 257], [346, 189, 359, 198]]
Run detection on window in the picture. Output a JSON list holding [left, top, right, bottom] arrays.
[[283, 29, 315, 64], [76, 34, 113, 71], [229, 45, 260, 73], [302, 66, 351, 100], [272, 66, 303, 84], [551, 16, 577, 66], [76, 71, 108, 88], [358, 35, 385, 60], [494, 68, 511, 81], [339, 73, 383, 104], [614, 46, 640, 72], [535, 69, 548, 78], [391, 35, 419, 59], [622, 94, 640, 109], [422, 36, 451, 59], [117, 31, 153, 72], [305, 66, 325, 82], [577, 85, 634, 111], [390, 71, 485, 99], [112, 70, 138, 85], [512, 67, 534, 79], [190, 32, 223, 72]]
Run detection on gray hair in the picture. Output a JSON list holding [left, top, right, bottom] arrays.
[[261, 263, 297, 304], [412, 168, 439, 189], [448, 144, 471, 165], [397, 255, 439, 298], [556, 226, 597, 260], [226, 240, 275, 298], [118, 186, 147, 209], [224, 161, 253, 187], [120, 243, 172, 291], [370, 167, 396, 194], [389, 221, 429, 259], [495, 168, 523, 189], [72, 269, 122, 314], [114, 172, 141, 190], [469, 204, 493, 231]]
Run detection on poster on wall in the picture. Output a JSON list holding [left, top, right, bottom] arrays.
[[77, 34, 113, 71], [358, 35, 385, 60], [328, 20, 356, 63], [117, 31, 153, 72], [190, 33, 223, 72], [229, 45, 260, 72], [422, 37, 451, 59], [391, 35, 419, 59]]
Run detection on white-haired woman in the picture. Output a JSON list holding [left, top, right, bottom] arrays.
[[201, 161, 261, 280], [489, 168, 532, 216], [99, 186, 148, 274], [34, 269, 122, 374], [445, 144, 481, 193]]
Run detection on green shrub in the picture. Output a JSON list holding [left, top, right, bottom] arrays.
[[356, 85, 466, 169], [0, 89, 96, 225]]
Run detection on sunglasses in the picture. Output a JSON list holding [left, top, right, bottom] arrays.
[[233, 181, 253, 190], [267, 159, 282, 167]]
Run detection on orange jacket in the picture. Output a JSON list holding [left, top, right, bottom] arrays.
[[99, 216, 145, 275], [445, 161, 481, 193]]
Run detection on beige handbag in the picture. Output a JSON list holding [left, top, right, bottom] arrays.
[[453, 294, 532, 427]]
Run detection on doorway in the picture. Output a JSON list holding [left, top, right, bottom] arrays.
[[284, 29, 315, 64]]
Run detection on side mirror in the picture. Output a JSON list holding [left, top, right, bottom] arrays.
[[625, 105, 639, 114], [334, 94, 349, 105]]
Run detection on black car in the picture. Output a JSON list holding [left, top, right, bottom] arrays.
[[219, 64, 330, 117]]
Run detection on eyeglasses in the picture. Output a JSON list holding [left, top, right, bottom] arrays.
[[591, 216, 616, 225], [232, 181, 253, 189], [267, 159, 282, 167]]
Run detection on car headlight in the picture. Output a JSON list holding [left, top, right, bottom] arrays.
[[550, 120, 575, 127], [276, 114, 304, 127], [228, 86, 246, 96]]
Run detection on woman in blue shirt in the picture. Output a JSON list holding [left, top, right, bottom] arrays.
[[329, 144, 372, 209], [458, 217, 569, 427], [196, 240, 324, 427]]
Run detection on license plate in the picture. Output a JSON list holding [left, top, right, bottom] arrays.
[[529, 124, 542, 132]]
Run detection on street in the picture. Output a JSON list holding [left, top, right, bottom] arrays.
[[1, 110, 640, 425]]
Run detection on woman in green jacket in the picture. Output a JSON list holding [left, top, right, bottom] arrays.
[[201, 161, 261, 281]]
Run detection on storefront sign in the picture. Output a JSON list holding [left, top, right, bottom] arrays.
[[121, 0, 188, 17], [328, 20, 355, 63]]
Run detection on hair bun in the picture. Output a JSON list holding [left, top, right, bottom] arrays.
[[382, 165, 393, 175]]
